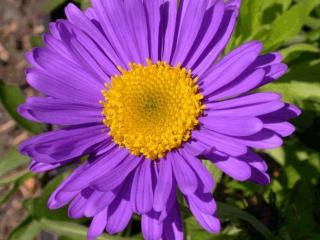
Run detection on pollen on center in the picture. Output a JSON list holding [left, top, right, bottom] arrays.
[[101, 60, 204, 160]]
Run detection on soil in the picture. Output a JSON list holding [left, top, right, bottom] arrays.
[[0, 0, 46, 239]]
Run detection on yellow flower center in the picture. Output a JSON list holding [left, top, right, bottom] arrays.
[[101, 60, 204, 160]]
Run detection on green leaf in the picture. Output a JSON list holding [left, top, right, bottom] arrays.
[[266, 139, 320, 189], [0, 172, 34, 207], [42, 0, 67, 12], [0, 169, 29, 185], [261, 59, 320, 111], [217, 202, 275, 240], [24, 173, 70, 221], [262, 81, 320, 110], [281, 180, 320, 238], [203, 160, 223, 190], [0, 148, 29, 177], [280, 43, 319, 62], [0, 80, 45, 134], [185, 217, 241, 240], [237, 0, 264, 39], [7, 217, 41, 240], [40, 219, 129, 240], [74, 0, 91, 9], [30, 36, 44, 48], [265, 0, 320, 50]]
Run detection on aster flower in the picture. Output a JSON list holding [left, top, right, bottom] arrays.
[[18, 0, 300, 239]]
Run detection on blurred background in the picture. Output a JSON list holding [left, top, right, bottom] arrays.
[[0, 0, 319, 239]]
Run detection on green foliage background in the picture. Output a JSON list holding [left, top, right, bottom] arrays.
[[1, 0, 320, 239]]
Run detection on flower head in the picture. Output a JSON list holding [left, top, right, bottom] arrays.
[[19, 0, 300, 239]]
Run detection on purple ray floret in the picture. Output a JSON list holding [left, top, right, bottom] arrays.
[[18, 0, 300, 239]]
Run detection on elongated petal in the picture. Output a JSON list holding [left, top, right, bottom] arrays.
[[124, 0, 149, 62], [180, 148, 214, 192], [162, 201, 184, 240], [169, 151, 198, 195], [63, 147, 128, 191], [194, 0, 241, 75], [206, 101, 285, 117], [142, 211, 163, 240], [134, 160, 154, 214], [207, 153, 252, 181], [88, 208, 108, 240], [64, 3, 122, 68], [188, 198, 221, 233], [20, 124, 106, 163], [144, 0, 161, 62], [171, 0, 208, 65], [91, 156, 142, 192], [207, 69, 265, 101], [200, 116, 263, 137], [106, 179, 133, 234], [192, 130, 247, 156], [19, 97, 102, 125], [184, 0, 224, 69], [187, 191, 217, 215], [202, 41, 263, 96], [153, 157, 173, 212], [206, 92, 281, 109], [264, 122, 295, 137]]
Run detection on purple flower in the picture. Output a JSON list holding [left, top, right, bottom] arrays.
[[19, 0, 300, 239]]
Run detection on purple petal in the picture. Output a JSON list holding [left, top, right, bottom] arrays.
[[264, 122, 295, 137], [18, 97, 102, 125], [153, 157, 173, 212], [134, 160, 154, 214], [206, 92, 281, 109], [63, 147, 128, 191], [20, 124, 106, 163], [64, 3, 123, 68], [168, 151, 198, 195], [142, 211, 163, 240], [206, 101, 285, 117], [106, 180, 133, 235], [183, 0, 224, 69], [25, 67, 101, 106], [259, 63, 288, 86], [207, 69, 265, 101], [29, 160, 66, 173], [144, 0, 161, 62], [48, 164, 86, 209], [187, 190, 217, 215], [192, 130, 247, 156], [200, 116, 263, 137], [68, 188, 93, 219], [159, 180, 177, 221], [124, 0, 149, 62], [41, 33, 74, 64], [180, 148, 214, 192], [193, 0, 241, 75], [90, 155, 143, 192], [84, 190, 118, 217], [260, 104, 301, 122], [188, 197, 221, 233], [87, 208, 108, 240], [207, 152, 252, 181], [182, 139, 213, 156], [238, 150, 268, 172], [161, 0, 178, 62], [249, 166, 270, 185], [235, 129, 283, 149], [171, 0, 208, 65], [162, 201, 184, 240], [56, 21, 112, 84], [201, 41, 263, 96]]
